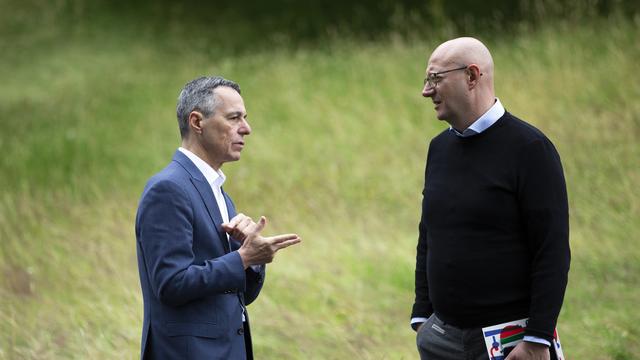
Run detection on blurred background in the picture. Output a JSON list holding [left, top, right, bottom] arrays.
[[1, 0, 639, 358]]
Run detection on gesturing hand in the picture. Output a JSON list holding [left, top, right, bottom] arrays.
[[221, 213, 255, 242], [237, 216, 301, 268]]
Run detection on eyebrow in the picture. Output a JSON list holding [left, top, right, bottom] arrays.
[[225, 111, 247, 118]]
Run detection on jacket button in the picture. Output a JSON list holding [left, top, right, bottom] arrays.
[[237, 328, 244, 335]]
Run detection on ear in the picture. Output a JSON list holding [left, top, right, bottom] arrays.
[[188, 111, 204, 135], [467, 64, 483, 89]]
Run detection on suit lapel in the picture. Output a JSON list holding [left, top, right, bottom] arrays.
[[222, 189, 236, 218], [191, 178, 230, 251], [222, 188, 241, 251], [173, 151, 230, 253]]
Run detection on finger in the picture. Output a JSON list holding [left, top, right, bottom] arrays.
[[269, 233, 300, 244], [274, 237, 302, 250], [226, 213, 247, 228], [255, 216, 267, 232], [237, 217, 254, 231], [235, 219, 255, 239], [222, 222, 243, 234], [244, 215, 266, 237], [224, 215, 253, 234]]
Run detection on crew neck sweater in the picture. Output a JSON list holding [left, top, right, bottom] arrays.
[[412, 112, 570, 343]]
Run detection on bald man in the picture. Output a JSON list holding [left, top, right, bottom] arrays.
[[411, 38, 570, 360]]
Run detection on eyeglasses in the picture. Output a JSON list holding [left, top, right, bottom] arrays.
[[423, 65, 468, 89]]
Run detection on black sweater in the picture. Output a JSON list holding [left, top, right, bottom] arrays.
[[412, 112, 570, 343]]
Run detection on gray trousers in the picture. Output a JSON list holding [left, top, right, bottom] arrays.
[[416, 314, 488, 360]]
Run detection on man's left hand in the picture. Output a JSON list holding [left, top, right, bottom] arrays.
[[221, 213, 256, 242], [505, 341, 550, 360]]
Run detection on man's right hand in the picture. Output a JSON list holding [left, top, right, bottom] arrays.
[[504, 341, 550, 360], [237, 216, 301, 268]]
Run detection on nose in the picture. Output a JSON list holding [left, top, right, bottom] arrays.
[[422, 84, 435, 98], [239, 118, 251, 135]]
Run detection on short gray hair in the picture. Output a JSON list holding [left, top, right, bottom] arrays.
[[176, 76, 241, 138]]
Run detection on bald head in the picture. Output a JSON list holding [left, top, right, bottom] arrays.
[[422, 37, 497, 130], [430, 37, 494, 87]]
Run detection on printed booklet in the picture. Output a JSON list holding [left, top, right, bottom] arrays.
[[482, 318, 565, 360]]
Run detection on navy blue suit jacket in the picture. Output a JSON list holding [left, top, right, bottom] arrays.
[[135, 150, 265, 359]]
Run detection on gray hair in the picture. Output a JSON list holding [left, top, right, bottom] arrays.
[[176, 76, 241, 138]]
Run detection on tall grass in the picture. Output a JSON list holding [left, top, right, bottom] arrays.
[[1, 9, 639, 360]]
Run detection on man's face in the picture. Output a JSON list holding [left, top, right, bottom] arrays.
[[200, 86, 251, 168], [421, 56, 469, 123]]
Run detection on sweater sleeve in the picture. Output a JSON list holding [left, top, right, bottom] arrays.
[[516, 137, 570, 343], [411, 146, 435, 323], [412, 217, 433, 321]]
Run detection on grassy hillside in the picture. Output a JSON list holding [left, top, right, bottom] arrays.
[[1, 10, 639, 360]]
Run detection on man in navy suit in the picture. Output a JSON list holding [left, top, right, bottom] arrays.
[[135, 76, 301, 359]]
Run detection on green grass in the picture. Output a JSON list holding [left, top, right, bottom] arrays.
[[1, 9, 639, 360]]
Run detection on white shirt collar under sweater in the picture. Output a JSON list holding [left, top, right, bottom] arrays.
[[449, 98, 505, 137]]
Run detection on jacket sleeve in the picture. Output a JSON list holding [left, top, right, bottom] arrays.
[[136, 179, 247, 307], [244, 265, 266, 305], [228, 237, 266, 305], [517, 138, 571, 343]]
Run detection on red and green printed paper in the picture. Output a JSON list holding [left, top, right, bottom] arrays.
[[482, 318, 565, 360]]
